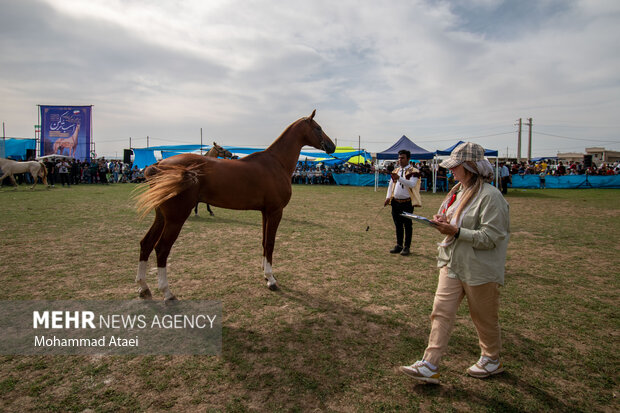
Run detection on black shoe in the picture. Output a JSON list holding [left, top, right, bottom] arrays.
[[400, 248, 411, 256], [390, 245, 403, 254]]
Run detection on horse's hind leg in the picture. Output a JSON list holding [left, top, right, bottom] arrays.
[[262, 209, 283, 291], [137, 208, 165, 299], [29, 172, 37, 190], [154, 203, 192, 300], [207, 204, 214, 216]]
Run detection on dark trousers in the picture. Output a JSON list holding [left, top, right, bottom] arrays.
[[391, 200, 413, 249], [59, 173, 70, 187], [501, 176, 510, 194]]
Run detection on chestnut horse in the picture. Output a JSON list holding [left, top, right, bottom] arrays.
[[195, 142, 234, 216], [135, 110, 335, 299]]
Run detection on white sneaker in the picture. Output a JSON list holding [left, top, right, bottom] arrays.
[[467, 356, 504, 378], [399, 360, 440, 384]]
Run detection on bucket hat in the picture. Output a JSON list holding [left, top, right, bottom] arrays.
[[439, 142, 485, 169]]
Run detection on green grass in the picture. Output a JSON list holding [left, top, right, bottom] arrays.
[[0, 183, 619, 412]]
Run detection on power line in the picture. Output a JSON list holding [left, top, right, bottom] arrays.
[[535, 132, 620, 143]]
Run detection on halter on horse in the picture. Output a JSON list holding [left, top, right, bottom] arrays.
[[195, 142, 234, 216], [205, 142, 233, 159], [135, 110, 335, 299], [0, 158, 49, 190]]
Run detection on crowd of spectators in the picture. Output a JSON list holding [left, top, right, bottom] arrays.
[[6, 155, 619, 188], [291, 158, 620, 190], [508, 160, 620, 176], [4, 158, 148, 187], [292, 161, 376, 185]]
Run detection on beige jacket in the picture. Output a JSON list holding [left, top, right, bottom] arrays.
[[437, 183, 510, 285]]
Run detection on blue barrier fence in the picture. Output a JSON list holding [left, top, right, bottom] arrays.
[[510, 175, 620, 189], [332, 173, 620, 189], [332, 174, 450, 191]]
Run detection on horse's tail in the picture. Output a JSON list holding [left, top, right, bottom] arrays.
[[134, 163, 201, 219], [39, 162, 48, 178]]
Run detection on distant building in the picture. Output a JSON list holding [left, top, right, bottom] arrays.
[[555, 152, 583, 163], [585, 147, 620, 164], [557, 147, 620, 166]]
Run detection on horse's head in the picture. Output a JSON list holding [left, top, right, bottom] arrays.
[[208, 142, 233, 159], [301, 110, 336, 154]]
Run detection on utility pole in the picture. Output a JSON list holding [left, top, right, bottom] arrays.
[[147, 135, 149, 148], [200, 128, 203, 155], [516, 118, 522, 162], [129, 137, 132, 149], [527, 118, 533, 161]]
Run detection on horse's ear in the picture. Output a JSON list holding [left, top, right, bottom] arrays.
[[213, 141, 217, 146], [309, 109, 316, 121]]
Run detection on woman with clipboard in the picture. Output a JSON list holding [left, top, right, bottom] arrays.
[[399, 142, 510, 384]]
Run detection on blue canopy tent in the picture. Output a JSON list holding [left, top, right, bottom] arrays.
[[376, 135, 434, 160], [530, 156, 557, 163], [434, 141, 500, 191], [372, 136, 433, 190], [436, 140, 498, 157]]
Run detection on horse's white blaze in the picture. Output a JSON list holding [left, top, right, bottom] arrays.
[[136, 261, 149, 290], [157, 267, 174, 299]]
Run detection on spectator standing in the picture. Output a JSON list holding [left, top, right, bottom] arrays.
[[113, 161, 121, 183], [384, 149, 422, 256], [44, 159, 56, 187], [56, 160, 70, 187], [499, 162, 510, 195], [98, 160, 109, 184], [556, 161, 566, 176]]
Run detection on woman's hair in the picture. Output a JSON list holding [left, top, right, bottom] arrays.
[[443, 161, 487, 223]]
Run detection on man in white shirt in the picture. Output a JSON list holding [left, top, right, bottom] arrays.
[[384, 150, 422, 256]]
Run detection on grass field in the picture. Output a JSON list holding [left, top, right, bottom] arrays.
[[0, 183, 618, 412]]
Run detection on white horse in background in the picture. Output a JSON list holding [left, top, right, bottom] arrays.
[[0, 158, 49, 190]]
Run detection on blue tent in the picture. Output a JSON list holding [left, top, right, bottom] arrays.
[[436, 141, 498, 157], [530, 156, 557, 162], [0, 138, 36, 160], [376, 135, 434, 160]]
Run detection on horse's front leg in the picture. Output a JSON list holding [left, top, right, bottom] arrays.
[[262, 209, 283, 291]]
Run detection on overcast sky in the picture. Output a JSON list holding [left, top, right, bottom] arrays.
[[1, 0, 619, 158]]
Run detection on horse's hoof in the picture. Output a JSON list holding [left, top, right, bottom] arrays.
[[209, 212, 214, 216], [267, 282, 279, 291], [165, 295, 177, 301], [139, 288, 152, 299]]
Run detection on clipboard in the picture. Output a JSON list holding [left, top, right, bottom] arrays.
[[400, 212, 437, 227]]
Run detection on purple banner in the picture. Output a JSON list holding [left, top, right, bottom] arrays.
[[40, 105, 92, 161]]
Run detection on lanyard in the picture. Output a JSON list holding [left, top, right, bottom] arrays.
[[442, 192, 457, 215]]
